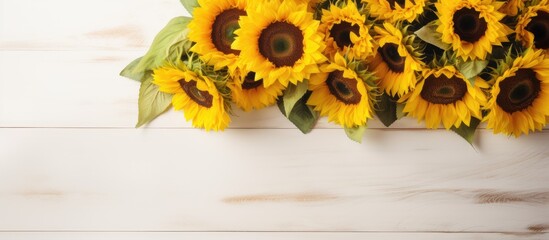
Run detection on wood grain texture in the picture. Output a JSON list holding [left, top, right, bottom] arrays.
[[1, 50, 546, 131], [1, 128, 548, 232], [0, 0, 186, 51], [2, 0, 549, 238], [0, 232, 547, 240], [0, 50, 427, 129]]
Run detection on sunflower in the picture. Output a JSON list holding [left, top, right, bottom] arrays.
[[229, 69, 286, 112], [188, 0, 248, 74], [498, 0, 525, 16], [153, 65, 230, 131], [319, 1, 375, 60], [436, 0, 513, 61], [232, 0, 327, 88], [516, 0, 549, 50], [362, 0, 427, 23], [401, 66, 488, 129], [369, 23, 422, 97], [296, 0, 325, 10], [307, 53, 375, 128], [485, 49, 549, 137]]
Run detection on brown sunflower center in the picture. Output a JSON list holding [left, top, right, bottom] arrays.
[[496, 69, 541, 113], [326, 70, 362, 105], [211, 8, 246, 55], [258, 21, 304, 67], [526, 11, 549, 49], [387, 0, 408, 9], [420, 75, 468, 104], [242, 72, 264, 90], [378, 43, 405, 73], [179, 80, 213, 108], [330, 21, 360, 49], [452, 7, 487, 43]]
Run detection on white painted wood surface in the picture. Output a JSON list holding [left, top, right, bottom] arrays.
[[1, 0, 548, 239], [1, 232, 548, 240]]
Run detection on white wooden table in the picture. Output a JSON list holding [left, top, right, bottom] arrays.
[[1, 0, 548, 239]]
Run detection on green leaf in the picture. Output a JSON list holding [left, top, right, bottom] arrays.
[[396, 102, 406, 120], [278, 92, 319, 134], [415, 21, 451, 50], [451, 118, 481, 145], [345, 125, 366, 143], [457, 60, 488, 85], [180, 0, 199, 16], [283, 80, 309, 116], [277, 96, 286, 115], [136, 75, 173, 128], [288, 101, 318, 134], [134, 17, 192, 74], [120, 57, 145, 82], [375, 93, 398, 127]]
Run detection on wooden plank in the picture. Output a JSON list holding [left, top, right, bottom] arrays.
[[1, 128, 548, 232], [2, 50, 546, 131], [0, 50, 422, 129], [2, 0, 548, 237], [0, 0, 187, 51], [0, 232, 547, 240]]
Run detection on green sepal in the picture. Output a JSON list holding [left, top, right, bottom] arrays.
[[457, 60, 488, 85], [278, 92, 319, 134], [345, 125, 366, 143], [136, 74, 173, 128], [180, 0, 199, 16], [120, 57, 145, 82], [133, 17, 192, 75], [415, 21, 451, 50], [282, 80, 309, 117], [451, 118, 481, 145], [375, 93, 398, 127]]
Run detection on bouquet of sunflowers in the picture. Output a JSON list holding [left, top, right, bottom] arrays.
[[121, 0, 549, 143]]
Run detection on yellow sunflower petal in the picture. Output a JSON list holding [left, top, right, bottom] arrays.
[[363, 0, 426, 23], [307, 53, 375, 128], [229, 69, 285, 112], [188, 0, 250, 75], [516, 1, 549, 50], [370, 22, 423, 97], [153, 65, 231, 131], [436, 0, 513, 61], [233, 0, 327, 88], [485, 49, 549, 137], [319, 1, 375, 60], [403, 66, 486, 129]]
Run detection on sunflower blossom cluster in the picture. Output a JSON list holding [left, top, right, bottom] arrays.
[[121, 0, 549, 142]]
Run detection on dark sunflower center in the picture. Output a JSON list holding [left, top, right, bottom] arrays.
[[496, 69, 541, 113], [378, 43, 405, 73], [526, 11, 549, 49], [330, 21, 360, 49], [387, 0, 408, 9], [258, 21, 304, 67], [326, 70, 362, 105], [179, 80, 213, 108], [211, 8, 246, 55], [452, 7, 487, 43], [242, 72, 264, 90], [420, 75, 468, 104]]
